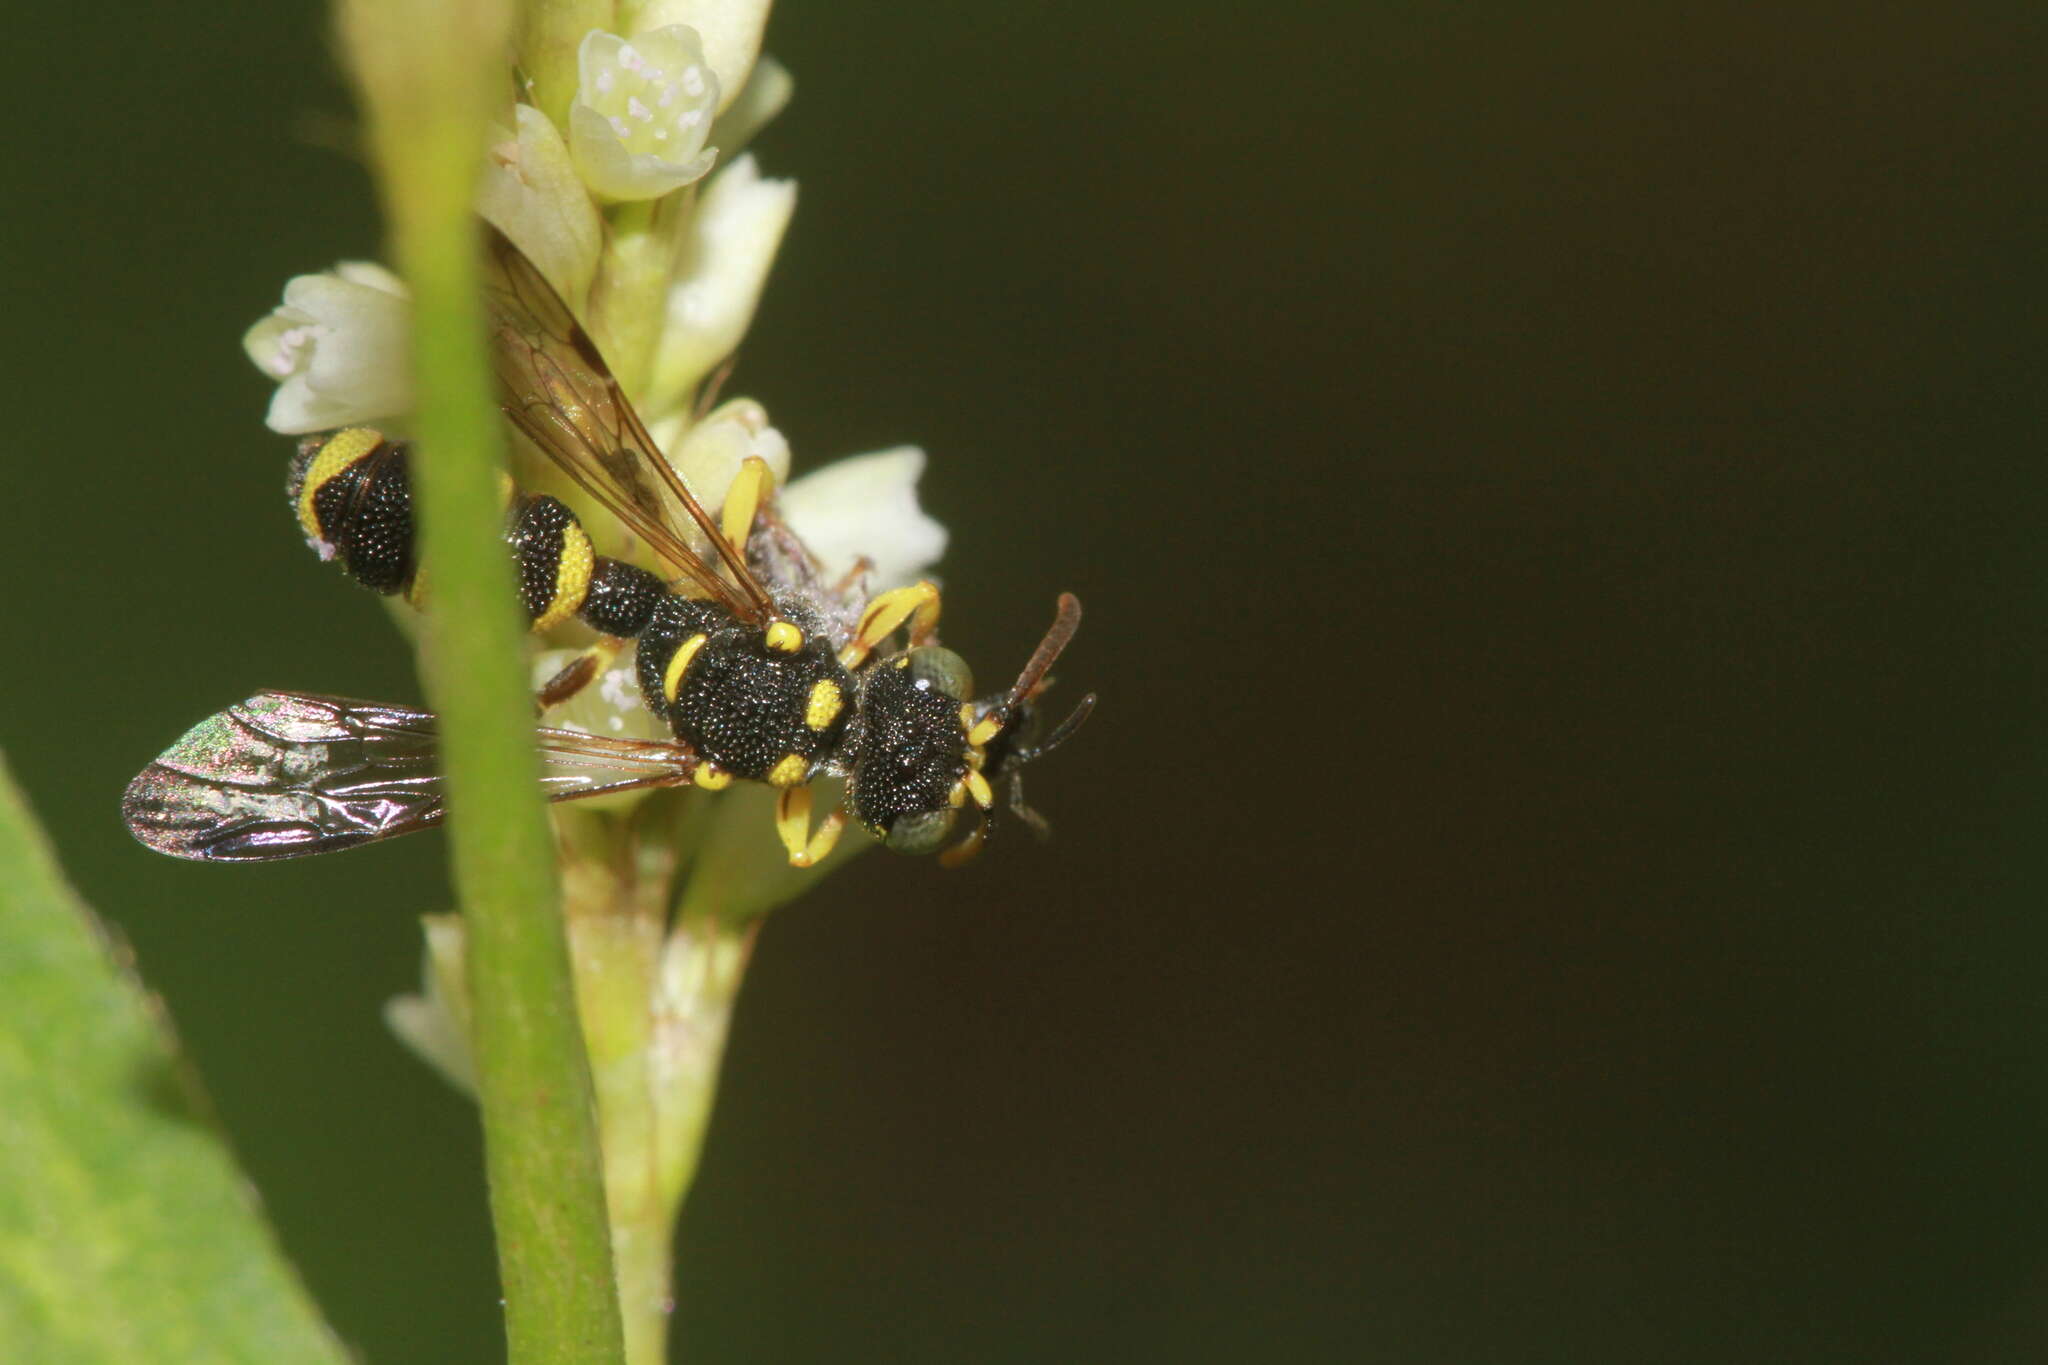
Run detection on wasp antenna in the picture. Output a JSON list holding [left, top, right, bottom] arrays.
[[1036, 691, 1097, 758], [1004, 592, 1084, 713]]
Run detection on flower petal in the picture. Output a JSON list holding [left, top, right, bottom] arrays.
[[244, 265, 413, 433], [628, 0, 771, 114], [779, 447, 948, 591], [331, 261, 406, 295], [647, 154, 795, 403], [706, 53, 792, 159], [647, 398, 792, 549], [384, 914, 476, 1095], [478, 103, 603, 309]]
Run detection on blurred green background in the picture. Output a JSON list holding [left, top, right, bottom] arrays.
[[9, 1, 2048, 1360]]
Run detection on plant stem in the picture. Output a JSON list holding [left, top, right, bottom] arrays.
[[558, 823, 671, 1365], [337, 0, 626, 1360]]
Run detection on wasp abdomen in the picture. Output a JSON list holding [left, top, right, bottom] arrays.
[[291, 429, 417, 595], [507, 492, 594, 630], [579, 556, 666, 638], [291, 428, 668, 638]]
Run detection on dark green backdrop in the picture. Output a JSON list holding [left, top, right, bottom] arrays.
[[10, 2, 2048, 1361]]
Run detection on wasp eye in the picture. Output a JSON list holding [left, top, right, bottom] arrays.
[[904, 646, 974, 700], [884, 806, 958, 856]]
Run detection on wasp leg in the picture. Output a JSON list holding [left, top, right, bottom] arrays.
[[774, 785, 847, 867], [1004, 771, 1054, 840], [721, 454, 775, 551], [693, 354, 738, 422], [536, 636, 625, 711], [831, 555, 876, 596], [840, 580, 942, 669], [937, 816, 989, 869]]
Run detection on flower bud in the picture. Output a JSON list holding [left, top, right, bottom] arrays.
[[478, 103, 604, 309], [646, 154, 794, 403], [383, 914, 476, 1095]]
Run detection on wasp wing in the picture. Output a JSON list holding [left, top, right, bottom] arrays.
[[481, 226, 777, 622], [122, 691, 700, 863]]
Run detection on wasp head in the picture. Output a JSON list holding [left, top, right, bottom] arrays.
[[847, 594, 1092, 865]]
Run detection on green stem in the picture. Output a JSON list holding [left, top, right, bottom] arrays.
[[338, 1, 626, 1360], [554, 807, 749, 1365], [589, 195, 679, 401], [403, 149, 627, 1365], [557, 817, 671, 1365]]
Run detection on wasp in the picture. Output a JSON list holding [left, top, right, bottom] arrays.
[[124, 229, 1091, 868]]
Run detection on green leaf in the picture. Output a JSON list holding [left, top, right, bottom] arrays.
[[0, 752, 349, 1365]]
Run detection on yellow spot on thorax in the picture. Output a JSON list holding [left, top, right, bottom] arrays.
[[662, 633, 708, 703], [804, 678, 844, 732], [765, 619, 804, 653], [693, 764, 732, 791], [766, 753, 808, 788]]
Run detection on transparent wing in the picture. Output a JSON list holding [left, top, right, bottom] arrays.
[[481, 226, 777, 622], [122, 691, 700, 863]]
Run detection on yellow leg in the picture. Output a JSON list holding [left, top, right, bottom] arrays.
[[937, 817, 988, 869], [946, 768, 995, 811], [774, 785, 847, 867], [721, 454, 774, 551], [840, 580, 942, 669]]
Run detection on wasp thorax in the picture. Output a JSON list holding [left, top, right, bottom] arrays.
[[637, 596, 852, 784]]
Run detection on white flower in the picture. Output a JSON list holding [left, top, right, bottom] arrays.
[[627, 0, 773, 114], [647, 154, 795, 405], [530, 650, 670, 740], [653, 398, 793, 535], [780, 447, 948, 591], [383, 915, 475, 1096], [242, 263, 411, 433], [707, 54, 793, 159], [478, 103, 603, 310], [568, 27, 721, 203]]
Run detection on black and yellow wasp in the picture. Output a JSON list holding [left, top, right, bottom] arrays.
[[124, 229, 1091, 868]]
